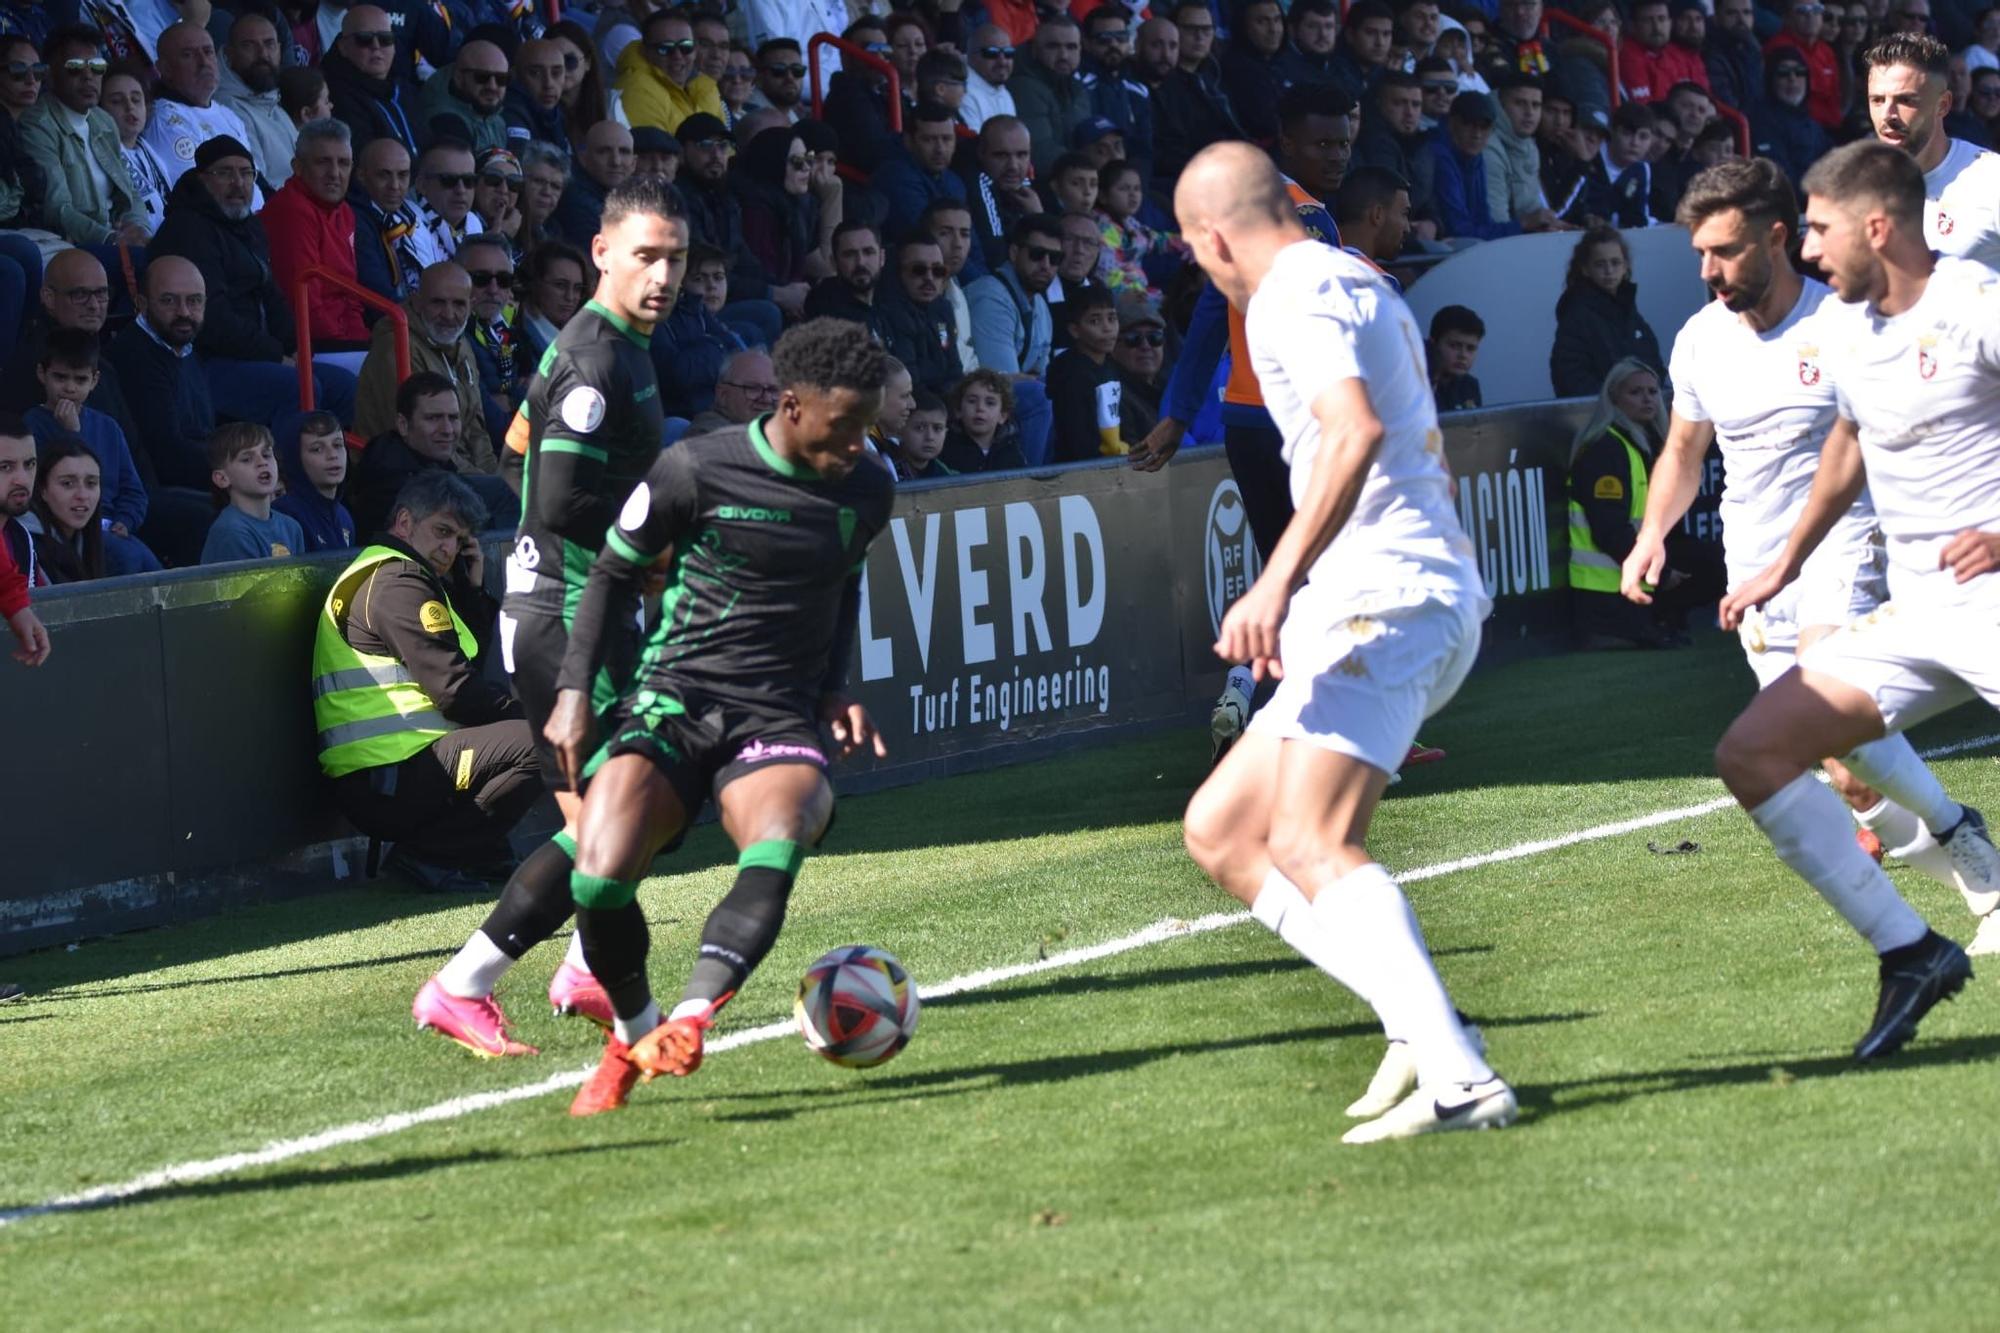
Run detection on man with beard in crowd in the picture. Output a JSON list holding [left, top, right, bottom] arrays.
[[961, 114, 1040, 279], [805, 220, 890, 342], [923, 199, 982, 373], [357, 262, 500, 481], [877, 233, 960, 394], [217, 11, 296, 187], [421, 39, 510, 154]]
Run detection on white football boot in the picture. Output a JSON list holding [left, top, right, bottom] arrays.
[[1341, 1077, 1519, 1145]]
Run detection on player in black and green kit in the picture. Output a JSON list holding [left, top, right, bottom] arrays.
[[412, 176, 689, 1060], [547, 319, 895, 1116]]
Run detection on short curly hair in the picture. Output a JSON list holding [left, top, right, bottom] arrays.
[[772, 318, 890, 396]]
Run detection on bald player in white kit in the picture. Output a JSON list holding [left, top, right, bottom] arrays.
[[1175, 142, 1515, 1144], [1719, 140, 2000, 1061], [1863, 33, 2000, 266], [1622, 156, 2000, 958]]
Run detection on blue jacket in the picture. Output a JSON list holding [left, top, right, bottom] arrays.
[[1083, 63, 1155, 169], [651, 294, 747, 418], [274, 430, 356, 553], [964, 265, 1051, 376], [870, 144, 968, 244], [27, 402, 147, 532], [1428, 129, 1522, 241]]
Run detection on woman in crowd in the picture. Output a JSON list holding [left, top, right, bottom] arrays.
[[0, 36, 49, 364], [735, 126, 831, 292], [472, 146, 524, 251], [1550, 225, 1664, 399], [717, 42, 759, 130], [517, 140, 570, 254], [101, 71, 171, 234], [514, 238, 587, 377], [1566, 358, 1722, 649], [278, 67, 333, 129], [25, 436, 104, 585], [1094, 158, 1188, 300], [551, 19, 625, 149]]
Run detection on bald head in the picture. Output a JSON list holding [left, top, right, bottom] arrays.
[[157, 20, 220, 105], [43, 249, 111, 331], [1175, 142, 1307, 306], [453, 39, 509, 114], [414, 261, 473, 344], [582, 119, 635, 189], [142, 256, 206, 349], [357, 135, 412, 211], [341, 6, 396, 79]]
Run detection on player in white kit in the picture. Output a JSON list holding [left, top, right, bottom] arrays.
[[1621, 158, 2000, 957], [1864, 34, 2000, 267], [1174, 143, 1515, 1144], [1718, 141, 2000, 1060]]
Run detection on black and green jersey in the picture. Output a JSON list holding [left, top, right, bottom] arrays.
[[558, 419, 894, 717], [503, 299, 666, 627]]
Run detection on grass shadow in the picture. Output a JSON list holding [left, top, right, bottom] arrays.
[[926, 947, 1490, 1012], [29, 948, 458, 1002]]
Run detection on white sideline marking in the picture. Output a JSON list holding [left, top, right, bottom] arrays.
[[6, 732, 1995, 1228]]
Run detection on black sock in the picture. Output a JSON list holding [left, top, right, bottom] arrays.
[[577, 902, 652, 1021], [682, 862, 796, 1009], [477, 839, 576, 960]]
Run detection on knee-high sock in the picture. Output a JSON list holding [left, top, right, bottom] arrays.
[[675, 841, 801, 1019], [437, 836, 577, 998], [1307, 863, 1492, 1088], [573, 894, 657, 1041], [1751, 772, 1928, 953], [1842, 735, 1960, 834], [1248, 867, 1390, 1033]]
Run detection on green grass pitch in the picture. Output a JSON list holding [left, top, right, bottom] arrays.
[[7, 634, 2000, 1330]]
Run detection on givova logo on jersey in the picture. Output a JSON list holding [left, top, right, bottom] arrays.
[[1204, 480, 1260, 637]]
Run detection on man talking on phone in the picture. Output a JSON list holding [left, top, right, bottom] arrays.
[[312, 470, 544, 895]]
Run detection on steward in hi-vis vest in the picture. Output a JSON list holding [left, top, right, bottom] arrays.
[[1567, 416, 1724, 649], [310, 472, 543, 891]]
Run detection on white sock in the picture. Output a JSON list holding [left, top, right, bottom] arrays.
[[1841, 735, 1960, 834], [1224, 664, 1255, 700], [1308, 862, 1492, 1088], [563, 930, 589, 969], [668, 997, 717, 1023], [435, 931, 513, 999], [1249, 867, 1386, 1023], [1853, 797, 1924, 849], [613, 1000, 662, 1045], [1750, 772, 1928, 953]]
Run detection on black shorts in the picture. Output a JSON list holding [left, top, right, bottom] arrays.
[[581, 683, 830, 822], [501, 600, 635, 782]]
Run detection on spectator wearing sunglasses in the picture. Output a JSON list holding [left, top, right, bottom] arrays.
[[18, 26, 150, 252], [735, 126, 831, 309], [876, 235, 962, 395], [743, 37, 807, 123], [1762, 0, 1842, 128], [616, 11, 723, 135], [1082, 6, 1155, 175], [964, 212, 1060, 461], [962, 24, 1020, 131], [415, 138, 486, 257], [419, 38, 511, 156], [145, 22, 262, 195], [216, 12, 298, 188], [503, 38, 570, 151], [1109, 292, 1169, 448], [322, 5, 421, 157], [822, 17, 901, 174], [453, 232, 522, 451]]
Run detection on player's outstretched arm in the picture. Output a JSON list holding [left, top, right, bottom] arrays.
[[1623, 413, 1716, 605], [1719, 416, 1866, 629], [1216, 377, 1383, 680]]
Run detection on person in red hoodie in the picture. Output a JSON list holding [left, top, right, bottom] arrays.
[[0, 414, 50, 667], [265, 118, 372, 371], [1621, 0, 1712, 101], [1764, 0, 1843, 128]]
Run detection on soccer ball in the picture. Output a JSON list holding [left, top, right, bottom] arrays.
[[795, 945, 920, 1068]]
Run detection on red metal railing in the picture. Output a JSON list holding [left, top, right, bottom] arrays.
[[1541, 10, 1621, 108], [292, 266, 410, 415], [1713, 100, 1752, 159], [808, 33, 902, 132]]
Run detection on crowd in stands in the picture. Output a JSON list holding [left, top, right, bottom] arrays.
[[0, 0, 1993, 600]]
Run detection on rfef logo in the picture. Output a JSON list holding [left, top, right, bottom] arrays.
[[1204, 479, 1260, 636]]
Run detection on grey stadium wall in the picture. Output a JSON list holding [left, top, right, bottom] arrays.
[[2, 401, 1602, 955]]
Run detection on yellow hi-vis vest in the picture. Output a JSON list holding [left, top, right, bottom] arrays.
[[1567, 423, 1649, 594], [311, 544, 478, 778]]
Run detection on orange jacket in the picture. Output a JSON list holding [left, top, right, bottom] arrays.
[[1222, 176, 1338, 407]]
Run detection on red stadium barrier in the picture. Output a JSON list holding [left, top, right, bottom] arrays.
[[1713, 100, 1752, 159], [808, 34, 903, 182], [1541, 10, 1621, 108], [291, 266, 409, 420]]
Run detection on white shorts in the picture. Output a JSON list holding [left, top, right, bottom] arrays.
[[1248, 584, 1482, 773], [1800, 582, 2000, 733], [1737, 523, 1888, 690]]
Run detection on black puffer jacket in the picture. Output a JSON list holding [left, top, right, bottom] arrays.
[[1549, 279, 1665, 399], [322, 48, 421, 156], [151, 169, 295, 362]]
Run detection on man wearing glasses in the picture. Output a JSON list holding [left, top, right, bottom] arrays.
[[143, 21, 261, 193], [876, 235, 961, 395], [456, 232, 523, 447], [689, 346, 779, 434], [615, 10, 723, 135], [1763, 0, 1842, 128], [418, 38, 511, 155], [744, 37, 806, 123], [964, 212, 1061, 460], [18, 25, 152, 252], [1081, 7, 1154, 178], [415, 138, 487, 257], [0, 249, 141, 453], [963, 24, 1020, 131], [321, 4, 421, 156], [216, 12, 298, 188]]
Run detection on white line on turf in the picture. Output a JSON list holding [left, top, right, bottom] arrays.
[[6, 732, 1995, 1227]]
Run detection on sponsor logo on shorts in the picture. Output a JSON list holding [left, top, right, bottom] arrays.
[[1203, 479, 1260, 637], [736, 738, 825, 765]]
